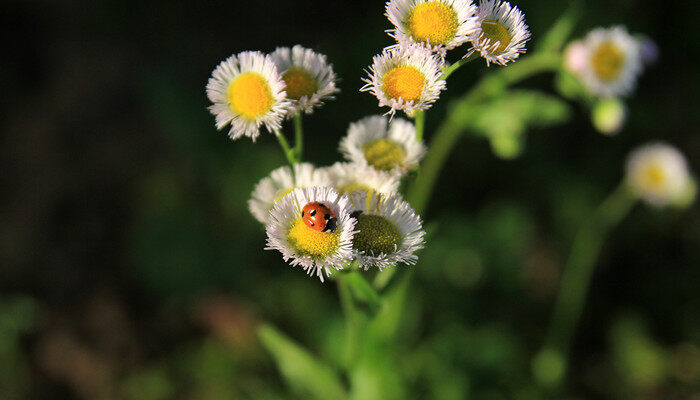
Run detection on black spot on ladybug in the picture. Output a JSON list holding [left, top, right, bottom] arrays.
[[301, 211, 305, 217], [323, 217, 337, 233], [318, 203, 326, 208], [310, 222, 315, 226], [309, 209, 316, 216], [324, 213, 330, 220], [350, 210, 363, 219]]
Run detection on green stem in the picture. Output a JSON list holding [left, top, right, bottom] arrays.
[[293, 114, 304, 161], [534, 183, 637, 387], [440, 52, 479, 80], [337, 266, 363, 368], [275, 130, 297, 166], [407, 52, 561, 213], [413, 110, 425, 142]]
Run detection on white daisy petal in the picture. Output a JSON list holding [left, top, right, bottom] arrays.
[[206, 51, 292, 141], [626, 142, 692, 207], [469, 0, 530, 66], [386, 0, 478, 52], [265, 187, 357, 281], [339, 115, 426, 175], [326, 161, 402, 197], [348, 191, 425, 270], [249, 163, 332, 224], [270, 45, 340, 117], [579, 26, 643, 98], [361, 43, 446, 116]]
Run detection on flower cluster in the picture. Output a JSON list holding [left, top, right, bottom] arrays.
[[364, 0, 531, 116]]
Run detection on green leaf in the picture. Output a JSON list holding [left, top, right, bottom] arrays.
[[454, 90, 571, 159], [258, 324, 347, 400]]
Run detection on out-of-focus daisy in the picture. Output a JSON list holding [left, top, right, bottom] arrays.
[[579, 26, 642, 98], [270, 45, 339, 116], [206, 51, 291, 141], [339, 115, 426, 174], [249, 163, 332, 224], [626, 143, 693, 207], [326, 161, 401, 197], [349, 191, 425, 270], [266, 187, 357, 281], [386, 0, 478, 52], [361, 44, 446, 116], [469, 0, 530, 66]]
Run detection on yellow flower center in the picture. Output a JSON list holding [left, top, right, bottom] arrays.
[[227, 72, 274, 120], [405, 1, 459, 45], [353, 214, 402, 255], [274, 187, 295, 203], [363, 139, 406, 171], [591, 42, 625, 81], [382, 66, 425, 102], [642, 163, 667, 191], [480, 19, 512, 55], [282, 67, 319, 100], [287, 218, 340, 258], [339, 183, 375, 196]]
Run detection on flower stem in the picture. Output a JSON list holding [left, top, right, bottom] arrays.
[[293, 114, 304, 161], [413, 110, 425, 142], [275, 130, 297, 166], [533, 183, 636, 388], [440, 52, 479, 80], [337, 265, 363, 368]]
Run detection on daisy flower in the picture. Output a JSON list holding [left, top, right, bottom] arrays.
[[270, 45, 339, 116], [339, 115, 426, 174], [348, 191, 425, 270], [579, 26, 643, 98], [266, 187, 357, 281], [469, 0, 530, 66], [249, 163, 332, 224], [361, 43, 446, 116], [326, 161, 401, 197], [626, 142, 692, 207], [385, 0, 478, 53], [206, 51, 291, 141]]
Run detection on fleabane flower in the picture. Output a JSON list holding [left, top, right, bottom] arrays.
[[386, 0, 478, 53], [626, 143, 693, 207], [266, 187, 356, 281], [327, 161, 401, 197], [270, 45, 339, 117], [339, 115, 426, 174], [579, 26, 642, 98], [349, 191, 425, 270], [249, 163, 332, 224], [361, 44, 446, 116], [469, 0, 530, 66]]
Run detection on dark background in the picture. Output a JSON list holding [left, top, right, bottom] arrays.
[[1, 0, 698, 399]]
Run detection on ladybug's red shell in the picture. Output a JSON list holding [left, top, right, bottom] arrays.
[[301, 202, 338, 232]]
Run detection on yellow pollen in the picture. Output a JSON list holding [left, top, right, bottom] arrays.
[[591, 42, 625, 81], [363, 139, 406, 171], [480, 19, 512, 54], [287, 218, 340, 258], [227, 72, 274, 120], [353, 214, 402, 255], [382, 66, 425, 102], [642, 163, 667, 191], [282, 67, 319, 100], [274, 187, 295, 203], [339, 183, 375, 196], [405, 1, 459, 45]]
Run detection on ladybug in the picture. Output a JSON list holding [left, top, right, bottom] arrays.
[[301, 202, 337, 233]]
